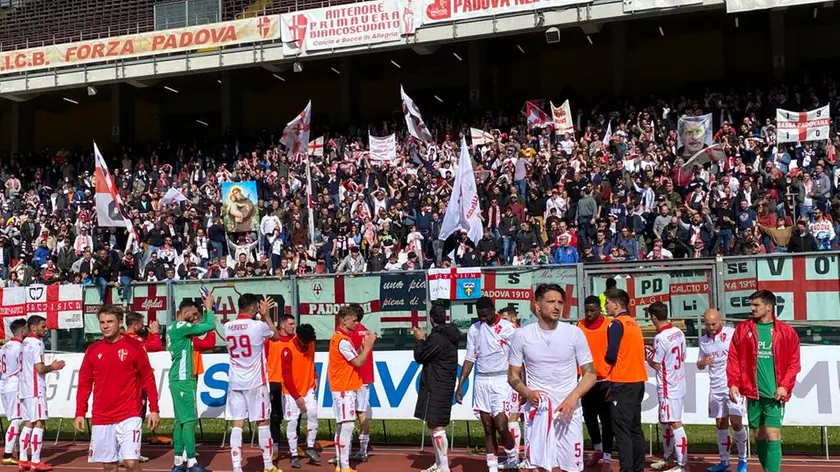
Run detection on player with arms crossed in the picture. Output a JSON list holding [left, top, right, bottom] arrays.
[[224, 294, 282, 472], [698, 309, 747, 472], [74, 305, 161, 472], [646, 302, 688, 472], [1, 319, 27, 466], [507, 284, 597, 472], [19, 315, 65, 472], [279, 322, 320, 469], [455, 296, 518, 472], [329, 306, 377, 472]]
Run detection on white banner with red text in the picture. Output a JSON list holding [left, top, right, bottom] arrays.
[[776, 105, 830, 143], [421, 0, 590, 25], [0, 285, 83, 337], [25, 347, 840, 426], [280, 0, 415, 56], [368, 133, 398, 163], [0, 16, 280, 76]]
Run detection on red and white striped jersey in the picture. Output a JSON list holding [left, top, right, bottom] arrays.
[[223, 316, 274, 391], [652, 324, 686, 399], [0, 338, 23, 393], [19, 335, 46, 399]]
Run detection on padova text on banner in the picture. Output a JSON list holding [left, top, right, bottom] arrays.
[[422, 0, 590, 24]]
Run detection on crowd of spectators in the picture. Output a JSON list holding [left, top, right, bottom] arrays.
[[2, 78, 840, 294]]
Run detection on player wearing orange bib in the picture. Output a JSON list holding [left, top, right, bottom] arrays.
[[279, 323, 320, 469], [328, 307, 376, 472], [577, 296, 613, 471]]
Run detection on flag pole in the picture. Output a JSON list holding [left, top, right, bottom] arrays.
[[305, 153, 316, 246]]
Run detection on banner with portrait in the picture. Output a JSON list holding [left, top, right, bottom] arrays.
[[677, 113, 713, 157], [221, 181, 259, 233]]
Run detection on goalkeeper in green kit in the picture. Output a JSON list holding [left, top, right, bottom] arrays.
[[168, 289, 217, 472], [726, 290, 800, 472]]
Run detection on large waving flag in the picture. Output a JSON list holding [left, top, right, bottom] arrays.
[[470, 127, 494, 146], [401, 85, 432, 141], [94, 142, 139, 252], [525, 101, 549, 128], [281, 100, 312, 156], [550, 99, 575, 135], [439, 137, 483, 244]]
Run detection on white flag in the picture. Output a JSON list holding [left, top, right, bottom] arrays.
[[776, 105, 830, 143], [550, 100, 575, 135], [602, 121, 613, 146], [308, 136, 324, 157], [281, 100, 312, 155], [470, 127, 494, 146], [368, 134, 397, 163], [439, 137, 483, 244], [94, 142, 139, 253], [401, 85, 432, 141], [159, 188, 188, 206]]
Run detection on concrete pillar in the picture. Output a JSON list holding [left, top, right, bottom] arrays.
[[220, 71, 242, 134], [9, 101, 34, 154], [611, 22, 627, 98], [468, 41, 483, 111], [339, 57, 352, 124], [769, 10, 786, 82], [111, 83, 135, 145]]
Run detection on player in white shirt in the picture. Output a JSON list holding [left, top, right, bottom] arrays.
[[698, 309, 747, 472], [455, 297, 518, 471], [19, 315, 65, 472], [498, 307, 524, 464], [507, 284, 597, 472], [646, 302, 688, 472], [223, 294, 281, 472], [0, 319, 27, 466]]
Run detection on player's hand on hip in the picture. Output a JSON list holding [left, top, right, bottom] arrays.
[[296, 397, 307, 413], [774, 386, 788, 401], [525, 389, 541, 406], [147, 412, 160, 431], [73, 416, 86, 433], [729, 386, 740, 403]]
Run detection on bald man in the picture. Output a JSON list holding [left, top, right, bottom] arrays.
[[697, 309, 747, 472]]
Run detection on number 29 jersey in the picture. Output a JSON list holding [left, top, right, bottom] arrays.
[[652, 324, 687, 399], [223, 316, 274, 391]]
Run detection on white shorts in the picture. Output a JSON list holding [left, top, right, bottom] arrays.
[[284, 389, 318, 421], [21, 396, 48, 422], [225, 385, 271, 422], [525, 394, 584, 472], [355, 384, 372, 416], [708, 392, 745, 419], [508, 390, 523, 416], [658, 397, 684, 423], [331, 391, 357, 424], [472, 375, 512, 417], [88, 417, 142, 463], [1, 390, 21, 420]]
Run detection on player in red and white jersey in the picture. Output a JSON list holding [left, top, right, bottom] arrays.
[[646, 302, 688, 472], [455, 297, 518, 471], [223, 294, 281, 472], [73, 305, 161, 472], [19, 315, 65, 472], [698, 309, 747, 472], [1, 319, 27, 466], [507, 284, 596, 472], [498, 307, 524, 464]]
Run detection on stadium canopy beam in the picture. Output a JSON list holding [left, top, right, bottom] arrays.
[[411, 45, 440, 56], [1, 93, 36, 103], [126, 79, 158, 88]]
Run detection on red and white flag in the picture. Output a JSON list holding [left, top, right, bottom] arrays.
[[95, 142, 140, 253], [470, 127, 494, 146], [0, 287, 26, 339], [308, 136, 324, 157], [550, 100, 575, 135], [281, 100, 312, 156], [25, 285, 83, 330], [525, 101, 549, 128], [401, 85, 432, 141], [776, 105, 830, 143]]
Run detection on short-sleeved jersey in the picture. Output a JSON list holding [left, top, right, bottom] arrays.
[[224, 316, 274, 391], [698, 326, 735, 394], [19, 335, 46, 399], [508, 322, 593, 401], [0, 338, 23, 393], [167, 309, 217, 382], [652, 324, 687, 399], [465, 317, 516, 375]]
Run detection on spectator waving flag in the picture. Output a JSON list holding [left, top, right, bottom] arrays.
[[439, 137, 483, 244], [308, 136, 324, 157], [525, 101, 549, 128], [470, 127, 494, 146], [400, 85, 432, 141], [94, 142, 140, 253], [281, 100, 312, 155], [602, 121, 613, 146], [550, 99, 574, 135]]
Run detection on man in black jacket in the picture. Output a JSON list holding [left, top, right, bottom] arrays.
[[413, 305, 460, 472]]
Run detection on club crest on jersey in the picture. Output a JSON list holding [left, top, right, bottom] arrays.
[[720, 332, 727, 341], [463, 282, 475, 296], [118, 349, 128, 362]]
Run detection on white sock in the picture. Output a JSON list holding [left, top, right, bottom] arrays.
[[230, 426, 243, 470], [486, 453, 499, 472], [432, 429, 449, 469], [286, 417, 299, 457], [510, 422, 521, 455], [359, 433, 370, 455], [18, 426, 31, 462], [604, 453, 612, 462], [258, 425, 273, 470], [30, 428, 43, 463], [717, 429, 731, 463], [672, 427, 687, 466], [662, 424, 674, 460], [306, 413, 318, 448], [174, 455, 185, 467], [187, 457, 198, 467], [734, 427, 748, 460], [338, 422, 353, 468], [504, 447, 518, 464], [593, 442, 603, 453], [4, 419, 21, 455]]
